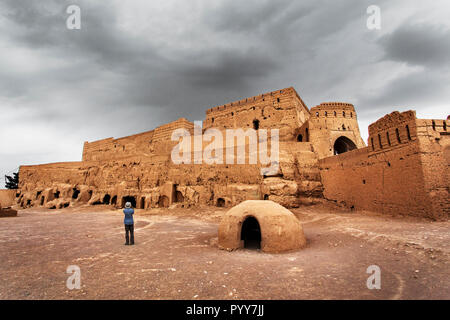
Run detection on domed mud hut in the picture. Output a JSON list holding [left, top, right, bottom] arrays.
[[218, 200, 306, 253]]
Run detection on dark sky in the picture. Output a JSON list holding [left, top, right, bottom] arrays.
[[1, 0, 449, 184]]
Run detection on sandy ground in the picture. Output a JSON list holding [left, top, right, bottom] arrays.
[[0, 204, 448, 300]]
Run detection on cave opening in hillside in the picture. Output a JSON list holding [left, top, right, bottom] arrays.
[[241, 216, 261, 250], [216, 198, 226, 207], [333, 136, 357, 155], [54, 191, 60, 199], [103, 194, 111, 205], [140, 197, 146, 209], [122, 196, 136, 208], [72, 188, 80, 199], [111, 195, 117, 206]]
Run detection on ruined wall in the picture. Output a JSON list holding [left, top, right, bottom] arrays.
[[82, 118, 194, 161], [319, 111, 449, 220], [0, 189, 16, 208]]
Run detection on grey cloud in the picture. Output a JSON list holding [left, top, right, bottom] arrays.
[[379, 22, 450, 68]]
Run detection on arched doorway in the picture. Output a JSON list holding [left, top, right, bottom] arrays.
[[158, 195, 169, 208], [296, 134, 303, 142], [241, 216, 261, 249], [333, 136, 357, 155], [175, 191, 184, 203]]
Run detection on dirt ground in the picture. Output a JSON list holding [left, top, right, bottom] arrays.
[[0, 204, 448, 300]]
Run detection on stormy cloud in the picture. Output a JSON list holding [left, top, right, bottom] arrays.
[[1, 0, 449, 185]]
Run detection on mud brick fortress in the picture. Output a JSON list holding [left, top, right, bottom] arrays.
[[15, 87, 449, 220]]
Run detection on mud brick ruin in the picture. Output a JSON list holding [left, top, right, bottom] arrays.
[[15, 87, 449, 220]]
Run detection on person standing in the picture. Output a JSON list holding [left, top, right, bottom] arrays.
[[123, 202, 135, 245]]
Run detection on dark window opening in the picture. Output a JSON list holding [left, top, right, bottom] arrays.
[[216, 198, 226, 207], [103, 194, 111, 205], [387, 162, 391, 167], [406, 125, 411, 140], [334, 111, 337, 116], [343, 111, 346, 117], [316, 112, 319, 116], [325, 111, 328, 117], [140, 197, 146, 209], [40, 196, 45, 206], [362, 179, 366, 184], [26, 199, 31, 206], [350, 112, 353, 118], [54, 191, 60, 199], [305, 128, 309, 142], [111, 195, 117, 206], [122, 196, 136, 208], [211, 117, 214, 123], [297, 134, 303, 142], [342, 124, 346, 130], [432, 120, 436, 131], [443, 121, 447, 131], [378, 134, 382, 149], [158, 195, 169, 208], [241, 216, 261, 250], [253, 119, 260, 130], [277, 98, 280, 103], [72, 188, 80, 199], [396, 128, 401, 143], [371, 138, 374, 151], [386, 132, 391, 146], [263, 194, 269, 200], [333, 136, 357, 155]]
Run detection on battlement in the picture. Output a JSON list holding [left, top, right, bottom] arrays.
[[310, 102, 356, 119], [205, 87, 302, 115], [152, 118, 194, 141], [367, 111, 417, 153]]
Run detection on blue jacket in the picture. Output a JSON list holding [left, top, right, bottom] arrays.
[[123, 208, 134, 225]]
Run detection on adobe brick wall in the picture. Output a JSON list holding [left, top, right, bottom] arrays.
[[0, 189, 16, 208], [319, 111, 449, 220]]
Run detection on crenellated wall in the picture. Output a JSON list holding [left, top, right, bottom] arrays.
[[16, 87, 448, 220], [319, 111, 449, 220]]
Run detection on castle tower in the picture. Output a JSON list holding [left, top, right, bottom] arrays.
[[304, 102, 366, 159]]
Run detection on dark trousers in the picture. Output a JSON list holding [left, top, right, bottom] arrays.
[[125, 224, 134, 244]]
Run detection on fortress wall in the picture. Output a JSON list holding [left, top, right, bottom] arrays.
[[82, 118, 194, 162], [320, 112, 449, 220], [204, 87, 310, 140]]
